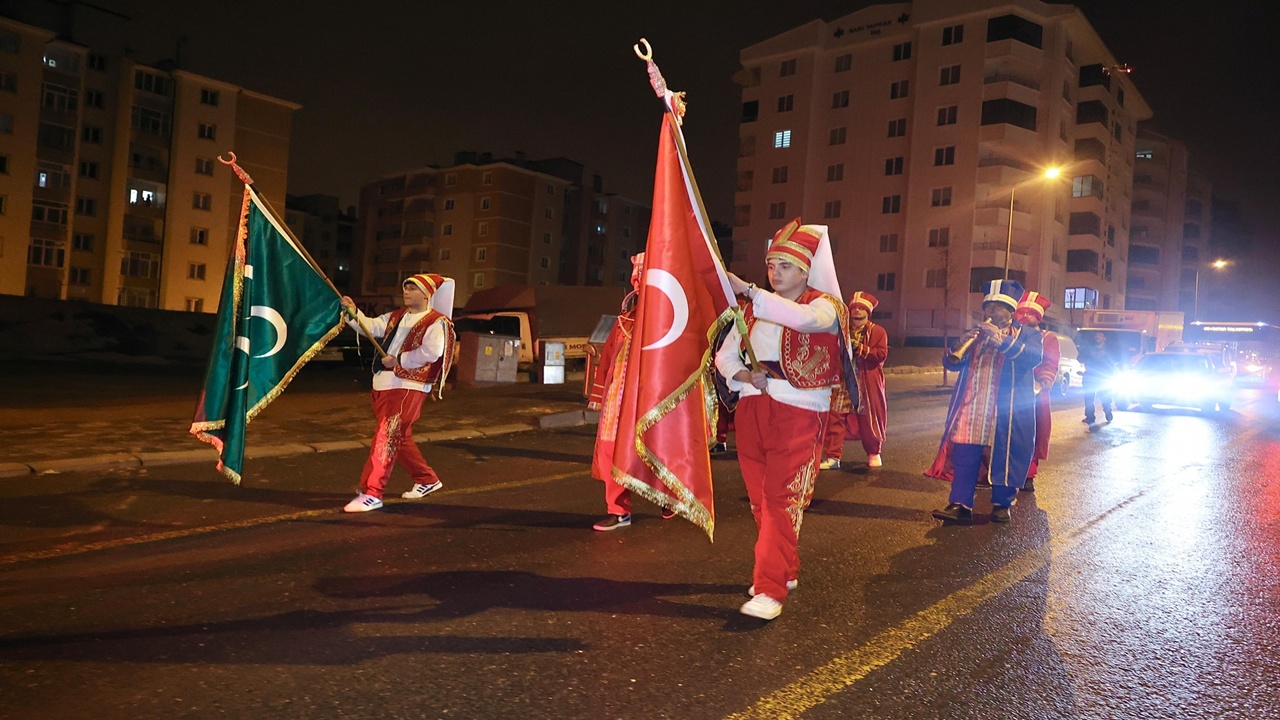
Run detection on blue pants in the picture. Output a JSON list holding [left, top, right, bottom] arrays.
[[949, 443, 1019, 509]]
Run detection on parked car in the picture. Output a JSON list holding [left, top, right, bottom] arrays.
[[1053, 332, 1084, 397], [1113, 351, 1234, 412], [1234, 350, 1272, 386]]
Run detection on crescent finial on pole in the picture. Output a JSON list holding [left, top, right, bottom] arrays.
[[218, 152, 255, 185], [633, 38, 687, 124]]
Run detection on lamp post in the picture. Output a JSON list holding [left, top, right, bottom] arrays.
[[1003, 167, 1061, 279], [1193, 258, 1229, 321]]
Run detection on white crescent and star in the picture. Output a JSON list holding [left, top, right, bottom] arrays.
[[641, 268, 689, 351], [232, 264, 290, 389]]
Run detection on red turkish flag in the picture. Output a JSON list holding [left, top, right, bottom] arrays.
[[610, 104, 736, 540]]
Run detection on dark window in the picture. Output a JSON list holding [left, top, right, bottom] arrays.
[[1129, 245, 1160, 265], [942, 24, 965, 45], [834, 53, 852, 72], [826, 164, 843, 181], [777, 94, 794, 112], [939, 65, 961, 85], [929, 227, 950, 247], [893, 42, 912, 61], [780, 58, 797, 76], [981, 98, 1037, 131], [970, 267, 1025, 292], [1078, 64, 1112, 90], [741, 100, 759, 123], [986, 14, 1044, 49], [1068, 212, 1102, 236], [931, 187, 952, 207], [933, 146, 956, 166], [888, 117, 907, 137], [890, 80, 910, 99], [885, 156, 904, 175], [831, 90, 849, 108], [1074, 138, 1106, 163], [937, 105, 958, 125], [882, 195, 902, 214], [1182, 245, 1200, 262], [1067, 249, 1100, 273], [1076, 100, 1109, 126], [1183, 223, 1201, 239], [877, 273, 897, 291]]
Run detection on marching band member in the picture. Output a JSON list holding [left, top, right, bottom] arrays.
[[339, 274, 456, 513], [716, 218, 853, 620], [926, 279, 1041, 524], [820, 291, 889, 470], [1015, 291, 1056, 493]]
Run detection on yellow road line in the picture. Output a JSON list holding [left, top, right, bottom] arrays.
[[728, 425, 1264, 720], [725, 502, 1117, 720], [0, 469, 589, 567]]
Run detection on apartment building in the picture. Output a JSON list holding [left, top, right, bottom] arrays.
[[0, 13, 297, 312], [355, 153, 648, 308], [732, 0, 1150, 343], [1125, 128, 1212, 318], [285, 193, 357, 294]]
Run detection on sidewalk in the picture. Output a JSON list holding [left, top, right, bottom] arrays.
[[0, 360, 944, 478], [0, 362, 595, 478]]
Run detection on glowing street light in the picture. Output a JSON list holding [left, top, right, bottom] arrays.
[[1194, 258, 1230, 321], [1004, 166, 1063, 279]]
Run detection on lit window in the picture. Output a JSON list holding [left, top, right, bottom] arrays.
[[773, 129, 792, 148]]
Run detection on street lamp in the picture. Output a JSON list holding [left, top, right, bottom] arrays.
[[1004, 166, 1062, 279], [1192, 258, 1229, 321]]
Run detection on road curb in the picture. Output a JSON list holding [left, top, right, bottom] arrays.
[[30, 453, 140, 474], [0, 462, 33, 478], [309, 440, 369, 453], [136, 449, 216, 467], [243, 443, 316, 459], [538, 410, 590, 429]]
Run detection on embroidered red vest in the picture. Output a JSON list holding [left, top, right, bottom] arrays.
[[383, 307, 456, 390], [745, 287, 849, 389]]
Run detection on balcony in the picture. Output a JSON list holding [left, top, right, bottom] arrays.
[[981, 73, 1041, 107]]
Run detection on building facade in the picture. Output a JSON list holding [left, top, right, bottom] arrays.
[[732, 0, 1150, 343], [0, 13, 297, 312], [355, 153, 649, 309], [285, 193, 356, 295]]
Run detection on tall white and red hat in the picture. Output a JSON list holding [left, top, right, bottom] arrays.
[[849, 291, 879, 315], [1016, 290, 1051, 322], [765, 218, 842, 299], [404, 273, 455, 319]]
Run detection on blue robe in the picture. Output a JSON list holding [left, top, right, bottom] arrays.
[[926, 323, 1042, 507]]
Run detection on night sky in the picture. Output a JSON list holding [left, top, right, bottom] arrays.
[[79, 0, 1280, 316]]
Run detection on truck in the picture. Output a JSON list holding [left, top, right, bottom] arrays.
[[457, 284, 628, 368], [1078, 309, 1184, 366]]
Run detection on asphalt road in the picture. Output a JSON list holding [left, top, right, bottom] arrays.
[[2, 384, 1279, 719]]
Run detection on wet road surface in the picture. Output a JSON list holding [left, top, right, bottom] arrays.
[[2, 384, 1278, 719]]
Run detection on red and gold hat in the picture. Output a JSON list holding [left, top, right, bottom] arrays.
[[766, 218, 822, 274], [1016, 290, 1051, 322], [403, 273, 455, 318], [405, 273, 445, 297], [849, 291, 879, 315]]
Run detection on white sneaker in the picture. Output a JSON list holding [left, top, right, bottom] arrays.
[[819, 458, 841, 470], [343, 493, 383, 513], [867, 454, 883, 467], [747, 579, 798, 596], [402, 480, 443, 499], [740, 593, 783, 620]]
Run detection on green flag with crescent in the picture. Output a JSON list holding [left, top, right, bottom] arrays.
[[190, 185, 344, 483]]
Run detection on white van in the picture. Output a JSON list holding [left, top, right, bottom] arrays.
[[1054, 332, 1085, 396]]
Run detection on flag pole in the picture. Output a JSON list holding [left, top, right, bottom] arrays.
[[217, 153, 389, 359], [633, 40, 764, 377]]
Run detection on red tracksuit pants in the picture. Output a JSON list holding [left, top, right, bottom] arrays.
[[359, 388, 440, 498], [734, 394, 826, 604]]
